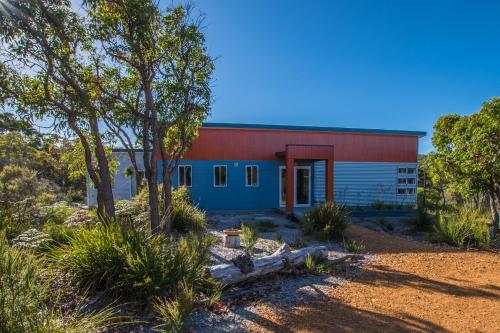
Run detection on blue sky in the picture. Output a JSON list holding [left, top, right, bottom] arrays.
[[167, 0, 500, 154]]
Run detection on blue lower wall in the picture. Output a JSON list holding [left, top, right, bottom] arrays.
[[158, 160, 285, 210]]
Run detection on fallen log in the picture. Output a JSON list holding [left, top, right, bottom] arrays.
[[209, 244, 328, 285]]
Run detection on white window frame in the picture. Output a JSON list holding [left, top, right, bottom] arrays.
[[245, 165, 259, 187], [398, 167, 407, 174], [213, 165, 227, 187], [407, 177, 416, 185], [398, 178, 407, 185], [407, 168, 416, 174], [178, 165, 192, 188]]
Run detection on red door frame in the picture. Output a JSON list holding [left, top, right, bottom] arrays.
[[284, 144, 335, 212]]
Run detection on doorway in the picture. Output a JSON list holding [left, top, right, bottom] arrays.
[[279, 166, 311, 207]]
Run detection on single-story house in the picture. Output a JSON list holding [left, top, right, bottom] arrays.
[[87, 122, 425, 212]]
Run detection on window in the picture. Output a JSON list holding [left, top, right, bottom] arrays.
[[407, 178, 416, 185], [213, 165, 227, 187], [398, 178, 407, 185], [407, 188, 416, 195], [407, 168, 416, 174], [398, 168, 407, 174], [178, 165, 192, 187], [397, 188, 406, 195], [245, 165, 259, 187]]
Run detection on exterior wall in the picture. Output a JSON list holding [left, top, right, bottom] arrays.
[[177, 127, 420, 163], [87, 151, 145, 206], [162, 160, 285, 210], [313, 161, 418, 206]]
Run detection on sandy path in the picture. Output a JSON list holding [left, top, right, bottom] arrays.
[[246, 225, 500, 333]]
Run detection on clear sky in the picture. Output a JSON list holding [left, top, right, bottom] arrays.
[[165, 0, 500, 154]]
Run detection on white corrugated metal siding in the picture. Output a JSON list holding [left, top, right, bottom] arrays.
[[313, 161, 418, 206]]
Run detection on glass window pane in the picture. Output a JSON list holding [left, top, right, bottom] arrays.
[[179, 166, 185, 186], [397, 188, 406, 194], [407, 168, 416, 174], [398, 168, 406, 174], [251, 166, 258, 185], [246, 166, 251, 186], [186, 166, 192, 187], [221, 166, 226, 186], [214, 166, 220, 186], [398, 178, 406, 184], [407, 178, 415, 185]]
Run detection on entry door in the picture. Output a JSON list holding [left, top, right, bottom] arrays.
[[295, 166, 311, 206], [279, 166, 311, 207]]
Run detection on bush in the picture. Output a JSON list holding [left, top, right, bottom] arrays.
[[431, 206, 490, 249], [372, 200, 385, 210], [41, 202, 75, 225], [154, 283, 195, 333], [255, 219, 278, 232], [0, 232, 111, 332], [50, 222, 217, 299], [133, 186, 207, 233], [343, 240, 366, 252], [241, 224, 259, 256], [304, 201, 350, 240], [171, 200, 207, 234]]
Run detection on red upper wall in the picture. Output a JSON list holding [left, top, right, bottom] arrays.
[[174, 127, 420, 163]]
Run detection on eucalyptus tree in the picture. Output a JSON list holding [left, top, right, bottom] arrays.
[[0, 0, 116, 221], [432, 98, 500, 231], [86, 1, 214, 233]]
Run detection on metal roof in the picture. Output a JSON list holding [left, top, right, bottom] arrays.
[[202, 122, 426, 137]]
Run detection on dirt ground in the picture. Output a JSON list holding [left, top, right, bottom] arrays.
[[245, 225, 500, 333]]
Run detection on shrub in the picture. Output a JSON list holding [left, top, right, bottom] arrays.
[[378, 217, 394, 232], [50, 222, 217, 299], [304, 254, 337, 275], [241, 224, 259, 256], [41, 202, 75, 225], [431, 206, 490, 249], [11, 228, 51, 250], [372, 200, 385, 210], [171, 200, 207, 234], [304, 201, 350, 240], [43, 223, 78, 246], [133, 186, 206, 233], [0, 232, 111, 332], [343, 240, 366, 252], [255, 219, 278, 232], [154, 282, 195, 333]]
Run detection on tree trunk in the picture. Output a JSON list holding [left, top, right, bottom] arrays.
[[209, 245, 331, 285], [158, 129, 173, 233], [90, 117, 115, 222], [143, 79, 161, 234], [490, 193, 500, 236], [161, 166, 173, 233]]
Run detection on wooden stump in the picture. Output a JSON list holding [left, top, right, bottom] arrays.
[[223, 229, 241, 248]]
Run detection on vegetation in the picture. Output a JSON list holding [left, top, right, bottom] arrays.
[[255, 219, 279, 232], [0, 233, 113, 333], [378, 217, 394, 232], [50, 222, 217, 299], [431, 206, 490, 249], [304, 201, 350, 240], [343, 240, 366, 253], [241, 224, 259, 256], [304, 254, 338, 275], [154, 283, 195, 333], [421, 98, 499, 232]]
